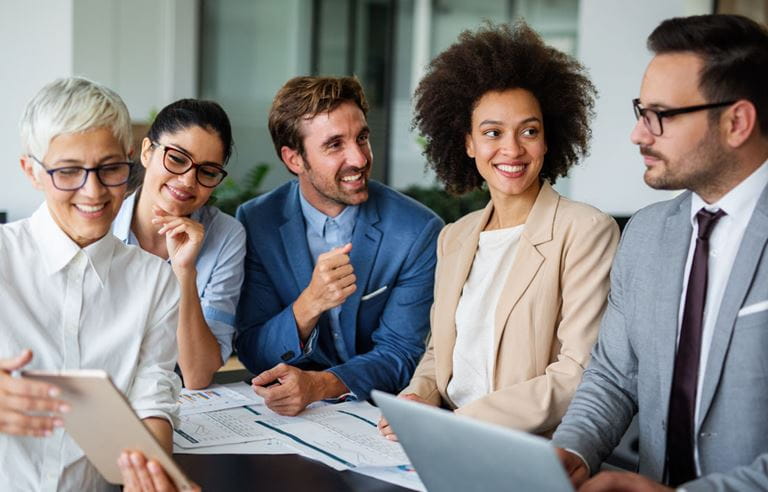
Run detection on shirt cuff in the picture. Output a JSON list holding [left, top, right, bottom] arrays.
[[564, 447, 591, 476], [302, 327, 319, 356]]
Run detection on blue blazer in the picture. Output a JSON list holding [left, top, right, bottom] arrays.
[[235, 180, 443, 399]]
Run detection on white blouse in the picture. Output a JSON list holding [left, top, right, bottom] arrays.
[[447, 224, 524, 408], [0, 204, 181, 492]]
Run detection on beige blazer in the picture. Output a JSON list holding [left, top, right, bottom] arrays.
[[402, 182, 619, 435]]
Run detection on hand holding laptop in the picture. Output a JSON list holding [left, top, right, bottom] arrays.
[[377, 393, 432, 441], [0, 349, 68, 437]]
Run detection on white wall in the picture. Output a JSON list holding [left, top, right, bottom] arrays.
[[0, 0, 197, 222], [566, 0, 711, 215], [73, 0, 199, 122], [0, 1, 74, 222]]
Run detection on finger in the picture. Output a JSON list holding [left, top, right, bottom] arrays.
[[401, 393, 424, 403], [152, 205, 170, 218], [119, 452, 141, 491], [4, 393, 69, 414], [338, 283, 357, 299], [251, 364, 290, 386], [335, 272, 356, 289], [146, 460, 175, 492], [157, 218, 186, 235], [328, 263, 355, 279], [167, 224, 191, 239], [317, 243, 352, 261], [0, 374, 61, 399], [268, 400, 303, 417], [258, 382, 295, 403], [130, 452, 157, 492], [0, 414, 60, 437], [0, 349, 33, 371]]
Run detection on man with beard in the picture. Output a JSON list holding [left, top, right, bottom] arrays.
[[553, 14, 768, 491], [235, 76, 443, 415]]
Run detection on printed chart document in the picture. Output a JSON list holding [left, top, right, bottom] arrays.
[[247, 402, 410, 470], [178, 385, 259, 416], [174, 406, 276, 449]]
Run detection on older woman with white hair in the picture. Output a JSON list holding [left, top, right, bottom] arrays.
[[0, 77, 196, 492]]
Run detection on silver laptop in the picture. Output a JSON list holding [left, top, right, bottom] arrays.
[[372, 390, 573, 492]]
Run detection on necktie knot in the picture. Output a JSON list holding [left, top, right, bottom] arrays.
[[695, 208, 726, 241]]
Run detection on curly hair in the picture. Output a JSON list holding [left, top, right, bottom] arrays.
[[413, 21, 596, 194]]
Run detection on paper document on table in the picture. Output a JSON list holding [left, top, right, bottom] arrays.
[[178, 384, 260, 416], [173, 406, 275, 449], [174, 437, 297, 455], [248, 401, 410, 469]]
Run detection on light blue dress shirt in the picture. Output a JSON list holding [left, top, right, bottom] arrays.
[[298, 191, 359, 364], [112, 190, 246, 362]]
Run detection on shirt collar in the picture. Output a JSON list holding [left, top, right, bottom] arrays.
[[690, 158, 768, 225], [298, 188, 359, 237], [112, 190, 136, 243], [28, 203, 116, 287]]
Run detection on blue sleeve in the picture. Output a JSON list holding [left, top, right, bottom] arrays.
[[327, 215, 443, 399], [234, 206, 313, 374], [199, 217, 246, 362]]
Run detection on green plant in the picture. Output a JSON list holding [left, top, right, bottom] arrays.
[[211, 163, 271, 216], [402, 185, 489, 224]]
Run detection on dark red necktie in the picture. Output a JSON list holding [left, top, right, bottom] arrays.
[[666, 208, 726, 486]]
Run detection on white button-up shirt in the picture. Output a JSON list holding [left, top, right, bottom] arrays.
[[678, 159, 768, 473], [0, 204, 181, 492]]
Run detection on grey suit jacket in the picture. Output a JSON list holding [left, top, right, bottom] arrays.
[[553, 184, 768, 491]]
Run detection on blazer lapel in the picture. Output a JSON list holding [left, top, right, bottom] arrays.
[[698, 187, 768, 424], [491, 183, 555, 371], [434, 202, 491, 390], [654, 195, 694, 413], [279, 185, 314, 294], [340, 199, 383, 352]]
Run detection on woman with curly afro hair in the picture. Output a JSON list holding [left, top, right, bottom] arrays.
[[379, 22, 620, 438]]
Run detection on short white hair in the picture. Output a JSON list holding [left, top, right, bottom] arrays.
[[19, 77, 133, 160]]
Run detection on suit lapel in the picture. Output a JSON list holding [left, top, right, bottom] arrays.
[[339, 199, 383, 352], [434, 202, 491, 390], [490, 183, 555, 375], [279, 184, 314, 294], [654, 196, 693, 413], [698, 187, 768, 424]]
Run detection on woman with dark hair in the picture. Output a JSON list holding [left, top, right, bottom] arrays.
[[380, 22, 619, 438], [113, 99, 245, 389]]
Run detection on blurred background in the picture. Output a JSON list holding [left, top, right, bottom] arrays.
[[1, 0, 766, 223]]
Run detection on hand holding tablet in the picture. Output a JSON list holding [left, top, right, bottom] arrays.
[[0, 350, 67, 437], [23, 369, 193, 490]]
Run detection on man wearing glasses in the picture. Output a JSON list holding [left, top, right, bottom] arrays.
[[0, 77, 192, 491], [553, 14, 768, 491]]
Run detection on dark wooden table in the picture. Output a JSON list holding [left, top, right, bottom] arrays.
[[175, 453, 411, 492]]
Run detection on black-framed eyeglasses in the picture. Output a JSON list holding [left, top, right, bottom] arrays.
[[632, 98, 736, 136], [30, 155, 133, 191], [152, 142, 228, 188]]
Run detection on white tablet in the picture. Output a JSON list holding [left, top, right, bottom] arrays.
[[23, 369, 191, 488]]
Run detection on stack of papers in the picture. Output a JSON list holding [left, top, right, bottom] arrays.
[[172, 382, 425, 491]]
